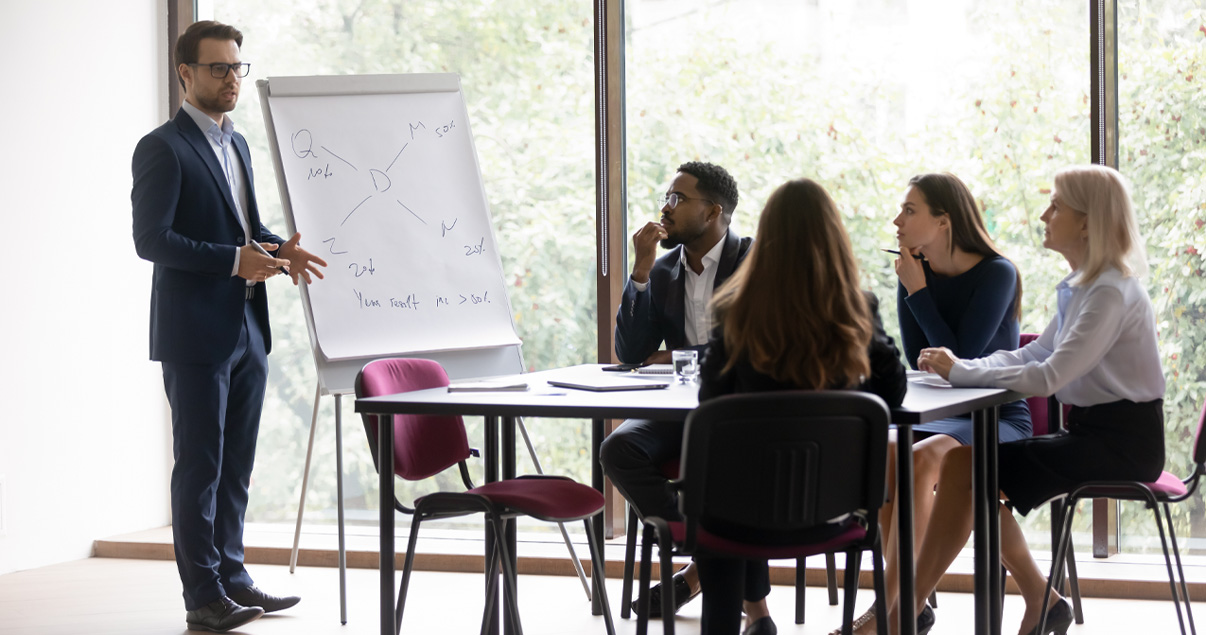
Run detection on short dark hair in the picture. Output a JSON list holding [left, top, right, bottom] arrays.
[[174, 20, 244, 90], [677, 161, 739, 220]]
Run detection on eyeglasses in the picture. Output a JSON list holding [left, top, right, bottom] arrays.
[[659, 192, 713, 209], [189, 62, 252, 79]]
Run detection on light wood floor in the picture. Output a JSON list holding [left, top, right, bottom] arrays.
[[0, 556, 1198, 635]]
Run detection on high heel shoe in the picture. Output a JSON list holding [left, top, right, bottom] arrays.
[[1024, 598, 1073, 635], [830, 603, 934, 635], [917, 604, 936, 635]]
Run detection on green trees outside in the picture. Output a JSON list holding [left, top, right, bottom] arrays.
[[215, 0, 1206, 550]]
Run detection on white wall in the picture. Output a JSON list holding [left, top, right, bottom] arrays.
[[0, 0, 172, 574]]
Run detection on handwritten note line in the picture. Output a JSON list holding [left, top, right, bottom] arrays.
[[397, 200, 426, 225], [385, 143, 408, 172], [322, 146, 358, 171], [341, 195, 373, 226]]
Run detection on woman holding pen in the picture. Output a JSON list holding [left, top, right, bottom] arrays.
[[896, 164, 1164, 635], [840, 173, 1031, 635]]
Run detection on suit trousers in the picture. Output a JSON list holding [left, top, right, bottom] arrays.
[[162, 301, 268, 610], [599, 418, 685, 521], [697, 556, 771, 634]]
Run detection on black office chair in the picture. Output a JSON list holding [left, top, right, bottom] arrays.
[[619, 463, 840, 624], [635, 391, 891, 635]]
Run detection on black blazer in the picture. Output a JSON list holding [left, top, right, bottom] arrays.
[[132, 109, 283, 364], [614, 230, 754, 364]]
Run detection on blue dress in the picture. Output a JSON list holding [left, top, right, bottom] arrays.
[[897, 255, 1031, 444]]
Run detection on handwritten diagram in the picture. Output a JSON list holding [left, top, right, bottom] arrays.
[[265, 85, 518, 359]]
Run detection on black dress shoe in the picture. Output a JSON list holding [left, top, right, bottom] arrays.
[[743, 615, 777, 635], [228, 585, 301, 613], [917, 604, 936, 635], [1025, 598, 1074, 635], [185, 596, 263, 633], [634, 570, 700, 618]]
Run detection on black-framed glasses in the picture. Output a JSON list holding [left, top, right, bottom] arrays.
[[189, 62, 252, 79], [659, 192, 713, 209]]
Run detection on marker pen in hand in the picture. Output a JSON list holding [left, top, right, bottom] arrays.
[[250, 241, 290, 275], [882, 248, 924, 260]]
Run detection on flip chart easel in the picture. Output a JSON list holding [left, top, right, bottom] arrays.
[[256, 74, 579, 624]]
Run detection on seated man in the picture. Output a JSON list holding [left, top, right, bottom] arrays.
[[600, 161, 752, 618]]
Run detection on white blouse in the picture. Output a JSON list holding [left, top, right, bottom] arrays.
[[948, 268, 1165, 407]]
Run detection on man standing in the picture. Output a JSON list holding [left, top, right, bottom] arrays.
[[132, 20, 327, 633], [601, 162, 752, 617]]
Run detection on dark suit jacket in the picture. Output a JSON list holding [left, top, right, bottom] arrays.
[[614, 230, 753, 364], [132, 108, 283, 364], [697, 292, 908, 409]]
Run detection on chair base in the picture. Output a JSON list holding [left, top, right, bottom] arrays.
[[620, 504, 839, 624]]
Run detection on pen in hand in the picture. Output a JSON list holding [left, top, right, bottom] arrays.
[[882, 248, 924, 260], [251, 241, 291, 275]]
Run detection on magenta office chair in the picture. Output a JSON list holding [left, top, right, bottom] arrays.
[[636, 391, 891, 635], [355, 357, 616, 635], [1016, 333, 1084, 625], [1037, 398, 1206, 635]]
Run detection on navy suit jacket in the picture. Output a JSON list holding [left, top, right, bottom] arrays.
[[132, 108, 283, 364], [614, 230, 753, 364]]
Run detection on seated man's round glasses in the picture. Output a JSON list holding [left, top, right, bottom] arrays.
[[659, 192, 713, 209]]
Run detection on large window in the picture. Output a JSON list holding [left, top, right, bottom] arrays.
[[196, 0, 1206, 557], [625, 0, 1089, 336], [206, 0, 599, 527], [1115, 0, 1206, 554], [624, 0, 1205, 557]]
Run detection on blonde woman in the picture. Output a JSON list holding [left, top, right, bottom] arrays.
[[896, 165, 1164, 635]]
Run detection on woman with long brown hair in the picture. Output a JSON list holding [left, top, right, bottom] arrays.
[[843, 173, 1032, 634], [694, 178, 908, 634]]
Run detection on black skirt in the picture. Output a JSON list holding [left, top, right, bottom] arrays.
[[998, 399, 1165, 515]]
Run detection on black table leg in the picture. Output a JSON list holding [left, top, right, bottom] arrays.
[[379, 414, 395, 635], [986, 406, 1002, 635], [897, 424, 917, 635], [591, 417, 605, 616], [502, 416, 518, 635], [484, 415, 500, 635], [973, 408, 989, 635]]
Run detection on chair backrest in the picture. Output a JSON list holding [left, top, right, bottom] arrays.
[[1019, 333, 1052, 435], [677, 390, 890, 546], [355, 357, 472, 481], [1017, 333, 1072, 436], [1193, 399, 1206, 467]]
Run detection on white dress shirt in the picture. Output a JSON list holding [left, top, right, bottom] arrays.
[[949, 268, 1165, 407], [181, 101, 252, 278], [681, 235, 726, 347]]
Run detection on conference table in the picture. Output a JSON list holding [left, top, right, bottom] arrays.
[[355, 364, 1022, 635]]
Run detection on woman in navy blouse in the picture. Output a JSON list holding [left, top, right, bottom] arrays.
[[844, 173, 1032, 634], [900, 165, 1164, 635]]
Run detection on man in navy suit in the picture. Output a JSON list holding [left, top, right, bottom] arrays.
[[132, 20, 327, 633], [601, 162, 752, 618]]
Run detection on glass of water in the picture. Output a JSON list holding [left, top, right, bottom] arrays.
[[672, 349, 699, 383]]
